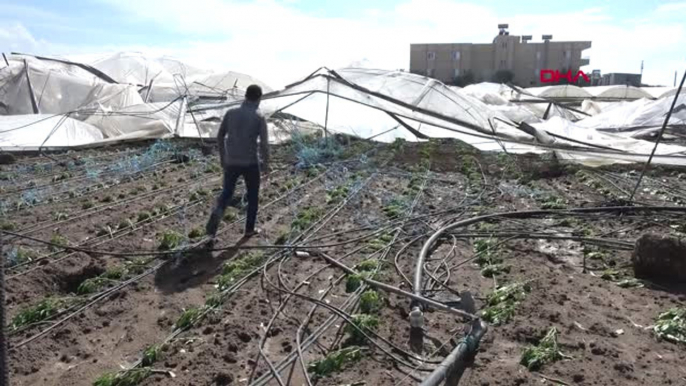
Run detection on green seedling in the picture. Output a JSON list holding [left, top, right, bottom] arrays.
[[96, 226, 113, 237], [118, 192, 127, 199], [53, 212, 69, 221], [617, 278, 644, 288], [366, 233, 393, 252], [82, 200, 94, 210], [188, 227, 204, 239], [189, 192, 200, 201], [600, 269, 621, 282], [101, 195, 113, 203], [49, 234, 68, 252], [104, 267, 125, 280], [205, 294, 224, 308], [654, 308, 686, 344], [292, 207, 324, 231], [141, 345, 161, 367], [345, 314, 379, 345], [52, 172, 71, 182], [1, 221, 16, 231], [8, 247, 37, 266], [359, 290, 381, 314], [158, 230, 184, 251], [481, 263, 511, 278], [93, 368, 152, 386], [540, 196, 566, 210], [308, 346, 363, 378], [11, 298, 69, 330], [118, 219, 134, 230], [175, 307, 203, 330], [326, 186, 350, 204], [223, 208, 238, 222], [77, 277, 109, 295], [521, 327, 567, 371], [124, 259, 149, 275], [305, 166, 321, 178], [382, 199, 405, 219], [480, 282, 530, 325], [136, 211, 151, 222], [274, 229, 290, 245], [217, 252, 265, 290]]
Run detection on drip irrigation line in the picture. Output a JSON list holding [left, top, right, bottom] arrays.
[[246, 173, 375, 384], [264, 263, 442, 368], [313, 251, 477, 320], [7, 162, 334, 349], [6, 165, 294, 273], [414, 205, 686, 306], [630, 69, 686, 202], [83, 163, 365, 383], [14, 261, 165, 348], [9, 167, 223, 239], [0, 233, 8, 386], [446, 232, 634, 249], [0, 157, 174, 198]]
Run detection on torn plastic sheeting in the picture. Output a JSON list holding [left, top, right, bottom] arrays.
[[534, 116, 686, 158], [585, 85, 652, 100], [0, 114, 103, 148], [260, 73, 533, 145], [83, 101, 180, 138], [0, 59, 145, 115], [524, 85, 592, 99], [576, 94, 686, 132]]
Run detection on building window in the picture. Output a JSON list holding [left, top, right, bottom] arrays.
[[565, 51, 571, 59], [427, 68, 435, 77], [452, 51, 461, 61], [427, 52, 436, 61], [454, 68, 460, 78], [536, 52, 541, 61]]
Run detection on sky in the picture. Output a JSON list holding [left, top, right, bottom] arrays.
[[1, 0, 685, 88]]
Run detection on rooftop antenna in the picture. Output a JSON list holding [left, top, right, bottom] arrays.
[[640, 60, 644, 77], [498, 23, 509, 35]]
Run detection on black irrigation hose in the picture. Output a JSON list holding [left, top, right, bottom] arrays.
[[246, 173, 376, 384], [414, 205, 686, 307], [8, 165, 331, 348], [0, 233, 8, 386], [13, 261, 165, 348], [9, 166, 223, 239]]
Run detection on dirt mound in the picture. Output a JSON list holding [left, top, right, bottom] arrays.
[[633, 233, 686, 282]]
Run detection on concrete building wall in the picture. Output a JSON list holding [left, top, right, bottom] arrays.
[[601, 73, 642, 86], [410, 33, 591, 86]]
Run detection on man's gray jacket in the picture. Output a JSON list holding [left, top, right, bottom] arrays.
[[217, 101, 269, 167]]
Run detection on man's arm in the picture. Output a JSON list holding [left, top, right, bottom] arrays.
[[217, 114, 229, 167], [258, 116, 270, 171]]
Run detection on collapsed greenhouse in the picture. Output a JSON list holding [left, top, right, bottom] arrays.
[[1, 52, 686, 386]]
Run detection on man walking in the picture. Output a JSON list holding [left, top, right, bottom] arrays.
[[206, 85, 269, 241]]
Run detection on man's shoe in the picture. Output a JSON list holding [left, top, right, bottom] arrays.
[[244, 229, 261, 238]]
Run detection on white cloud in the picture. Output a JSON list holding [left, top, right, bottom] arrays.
[[656, 2, 686, 12], [4, 1, 685, 87]]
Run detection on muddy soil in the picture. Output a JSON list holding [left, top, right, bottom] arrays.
[[2, 138, 686, 386]]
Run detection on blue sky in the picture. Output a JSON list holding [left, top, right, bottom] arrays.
[[2, 0, 684, 87]]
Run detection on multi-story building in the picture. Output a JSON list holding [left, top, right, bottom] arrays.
[[410, 25, 592, 86], [601, 73, 642, 87]]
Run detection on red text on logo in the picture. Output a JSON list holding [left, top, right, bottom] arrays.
[[540, 69, 590, 83]]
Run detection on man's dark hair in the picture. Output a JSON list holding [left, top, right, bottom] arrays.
[[245, 85, 263, 102]]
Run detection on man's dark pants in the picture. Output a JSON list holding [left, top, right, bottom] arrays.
[[206, 164, 260, 237]]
